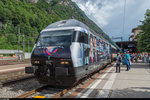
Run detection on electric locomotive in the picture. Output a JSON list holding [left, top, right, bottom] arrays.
[[25, 19, 118, 87]]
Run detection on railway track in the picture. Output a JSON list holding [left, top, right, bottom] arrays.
[[17, 63, 114, 98], [0, 74, 34, 87], [0, 59, 32, 88], [0, 76, 41, 98], [0, 68, 34, 88], [17, 85, 71, 98]]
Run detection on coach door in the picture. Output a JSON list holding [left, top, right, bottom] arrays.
[[78, 32, 89, 66]]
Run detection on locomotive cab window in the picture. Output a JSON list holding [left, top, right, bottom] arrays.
[[78, 32, 88, 44], [73, 31, 88, 44], [36, 30, 73, 47]]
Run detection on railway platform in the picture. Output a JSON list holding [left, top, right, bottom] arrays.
[[0, 63, 31, 73], [65, 61, 150, 98], [109, 62, 150, 98]]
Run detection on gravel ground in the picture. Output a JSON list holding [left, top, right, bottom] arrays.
[[0, 78, 43, 98]]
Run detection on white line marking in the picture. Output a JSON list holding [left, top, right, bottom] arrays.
[[0, 67, 25, 73], [96, 70, 117, 98], [75, 65, 115, 98]]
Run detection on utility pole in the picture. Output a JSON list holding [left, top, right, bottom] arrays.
[[18, 25, 20, 61], [28, 40, 29, 53], [121, 37, 123, 41], [122, 0, 126, 41], [23, 34, 25, 61]]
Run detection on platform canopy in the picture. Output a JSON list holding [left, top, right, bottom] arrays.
[[116, 41, 137, 53], [0, 49, 23, 54]]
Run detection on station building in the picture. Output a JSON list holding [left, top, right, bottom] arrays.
[[116, 26, 142, 53]]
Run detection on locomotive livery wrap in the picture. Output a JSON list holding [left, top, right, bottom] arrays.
[[25, 19, 119, 87]]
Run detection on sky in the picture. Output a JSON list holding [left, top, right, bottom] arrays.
[[71, 0, 150, 42]]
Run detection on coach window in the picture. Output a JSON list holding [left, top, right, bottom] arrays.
[[99, 39, 101, 48], [94, 37, 97, 47], [93, 36, 95, 47], [78, 32, 88, 44]]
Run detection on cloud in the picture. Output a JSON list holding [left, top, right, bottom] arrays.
[[72, 0, 150, 41], [72, 0, 124, 27]]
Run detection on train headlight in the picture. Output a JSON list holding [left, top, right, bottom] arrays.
[[32, 61, 40, 64], [60, 61, 69, 64], [65, 61, 69, 64], [61, 62, 65, 64]]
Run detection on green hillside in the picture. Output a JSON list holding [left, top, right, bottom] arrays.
[[0, 0, 119, 52]]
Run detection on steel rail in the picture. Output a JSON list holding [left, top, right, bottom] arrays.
[[17, 85, 49, 98]]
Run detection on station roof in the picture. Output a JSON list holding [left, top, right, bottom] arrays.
[[132, 27, 141, 33], [116, 41, 137, 44], [0, 49, 23, 54]]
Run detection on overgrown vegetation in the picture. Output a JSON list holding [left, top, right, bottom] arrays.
[[137, 9, 150, 53], [0, 0, 118, 52]]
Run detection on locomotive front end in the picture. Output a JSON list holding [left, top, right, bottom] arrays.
[[25, 30, 77, 87]]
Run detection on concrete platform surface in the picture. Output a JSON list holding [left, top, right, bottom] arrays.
[[63, 62, 150, 98], [110, 63, 150, 98]]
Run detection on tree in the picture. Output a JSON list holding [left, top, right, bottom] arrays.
[[137, 9, 150, 53]]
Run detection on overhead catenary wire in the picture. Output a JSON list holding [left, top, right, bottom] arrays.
[[82, 1, 104, 36], [82, 1, 103, 25], [81, 1, 117, 41]]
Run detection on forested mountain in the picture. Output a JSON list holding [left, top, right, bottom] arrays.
[[0, 0, 118, 52]]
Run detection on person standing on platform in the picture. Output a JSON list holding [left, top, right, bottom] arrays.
[[116, 53, 122, 73], [135, 53, 138, 63], [131, 53, 134, 63], [148, 54, 150, 66], [124, 51, 130, 71]]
